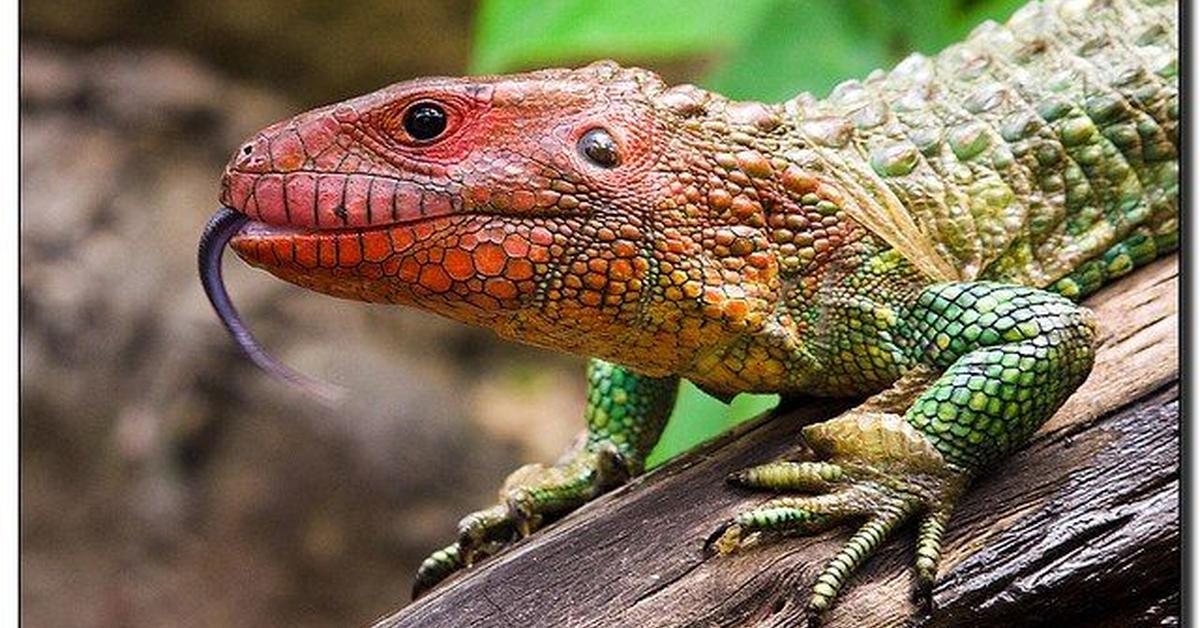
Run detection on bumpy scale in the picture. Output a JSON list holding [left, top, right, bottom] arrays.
[[211, 0, 1177, 622]]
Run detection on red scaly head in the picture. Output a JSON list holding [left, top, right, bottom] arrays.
[[221, 61, 787, 377]]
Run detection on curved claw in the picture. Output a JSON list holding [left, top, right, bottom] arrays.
[[413, 444, 637, 598], [702, 520, 742, 555], [503, 488, 546, 538], [456, 504, 514, 565], [910, 578, 934, 615]]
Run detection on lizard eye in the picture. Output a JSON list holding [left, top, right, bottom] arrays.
[[403, 102, 448, 141], [578, 128, 619, 168]]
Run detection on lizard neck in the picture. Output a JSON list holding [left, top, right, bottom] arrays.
[[639, 87, 878, 392], [649, 84, 941, 397]]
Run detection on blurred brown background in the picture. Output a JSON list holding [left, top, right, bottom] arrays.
[[22, 0, 1041, 624], [21, 2, 593, 626]]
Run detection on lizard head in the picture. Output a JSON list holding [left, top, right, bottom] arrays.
[[218, 60, 784, 376]]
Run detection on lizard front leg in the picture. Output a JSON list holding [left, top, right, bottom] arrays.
[[413, 358, 678, 597], [709, 282, 1096, 624]]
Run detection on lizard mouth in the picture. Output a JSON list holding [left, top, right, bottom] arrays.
[[220, 167, 463, 231]]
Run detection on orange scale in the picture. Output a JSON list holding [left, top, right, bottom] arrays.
[[502, 234, 530, 257], [609, 259, 633, 281], [413, 221, 437, 240], [474, 243, 507, 276], [747, 252, 772, 269], [731, 196, 760, 220], [530, 226, 553, 246], [398, 258, 421, 282], [505, 258, 534, 280], [361, 231, 392, 262], [467, 186, 491, 206], [484, 278, 518, 300], [781, 165, 818, 195], [271, 239, 294, 264], [254, 240, 276, 265], [512, 190, 537, 211], [389, 227, 415, 252], [318, 239, 338, 267], [418, 265, 452, 293], [723, 300, 749, 320], [293, 237, 319, 268], [443, 249, 475, 281], [583, 273, 607, 290], [338, 238, 363, 266]]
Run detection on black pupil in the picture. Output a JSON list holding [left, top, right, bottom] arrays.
[[580, 129, 619, 167], [403, 103, 447, 141]]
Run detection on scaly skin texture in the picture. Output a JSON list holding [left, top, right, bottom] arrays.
[[216, 0, 1176, 622]]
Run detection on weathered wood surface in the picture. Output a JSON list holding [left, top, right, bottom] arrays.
[[374, 257, 1179, 628]]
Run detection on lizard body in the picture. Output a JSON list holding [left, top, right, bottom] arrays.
[[203, 0, 1177, 621]]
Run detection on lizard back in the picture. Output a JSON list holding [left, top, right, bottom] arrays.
[[786, 0, 1177, 295]]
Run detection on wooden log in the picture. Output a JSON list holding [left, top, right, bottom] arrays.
[[373, 257, 1179, 628]]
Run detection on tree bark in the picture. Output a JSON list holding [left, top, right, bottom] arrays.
[[373, 257, 1179, 628]]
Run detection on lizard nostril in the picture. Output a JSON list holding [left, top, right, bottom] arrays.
[[232, 139, 270, 173]]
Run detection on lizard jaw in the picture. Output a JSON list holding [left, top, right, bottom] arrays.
[[220, 167, 465, 232]]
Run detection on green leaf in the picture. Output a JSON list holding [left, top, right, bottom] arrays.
[[646, 382, 777, 468], [957, 0, 1030, 34], [471, 0, 776, 74], [703, 0, 889, 101]]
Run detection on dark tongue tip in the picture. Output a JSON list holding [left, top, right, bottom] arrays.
[[199, 206, 347, 406]]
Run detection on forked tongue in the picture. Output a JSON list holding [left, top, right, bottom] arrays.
[[199, 207, 345, 404]]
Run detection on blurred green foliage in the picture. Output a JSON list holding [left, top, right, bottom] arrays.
[[470, 0, 1028, 466]]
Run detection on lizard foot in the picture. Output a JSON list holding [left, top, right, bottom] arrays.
[[705, 411, 968, 625], [412, 441, 631, 598]]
